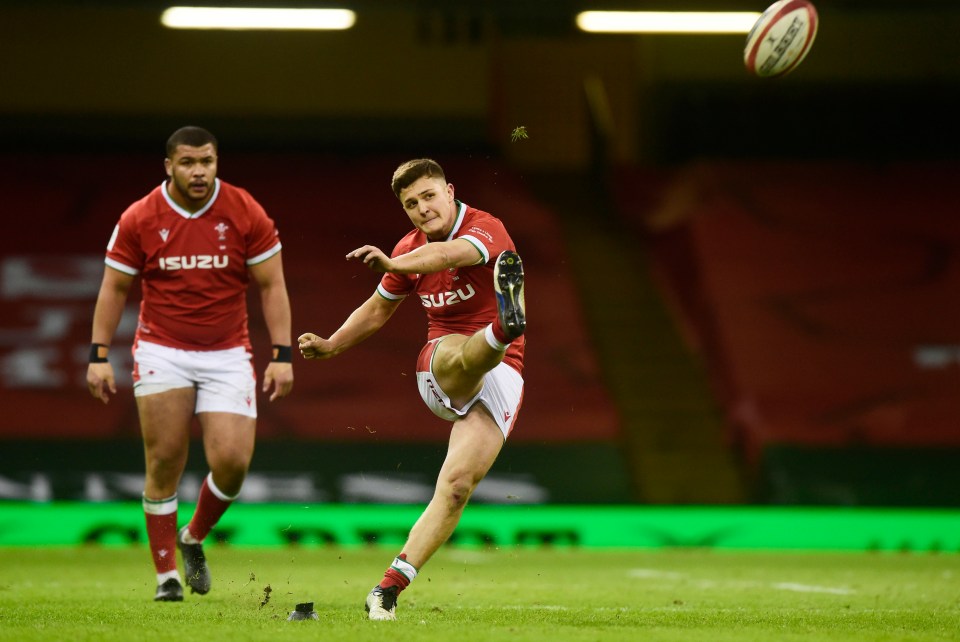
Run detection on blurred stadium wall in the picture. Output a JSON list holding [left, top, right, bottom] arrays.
[[1, 2, 959, 507]]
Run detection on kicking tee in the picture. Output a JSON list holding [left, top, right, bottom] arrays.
[[104, 179, 281, 351], [377, 200, 525, 374]]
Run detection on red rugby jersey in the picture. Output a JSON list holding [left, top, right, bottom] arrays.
[[377, 201, 525, 374], [104, 179, 281, 351]]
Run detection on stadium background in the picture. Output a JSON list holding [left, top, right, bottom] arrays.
[[1, 1, 959, 547]]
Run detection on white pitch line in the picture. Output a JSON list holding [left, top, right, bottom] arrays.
[[628, 568, 685, 580], [772, 582, 855, 595], [628, 568, 855, 596]]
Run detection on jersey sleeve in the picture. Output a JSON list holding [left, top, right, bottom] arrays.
[[376, 237, 417, 300], [104, 206, 145, 275], [457, 214, 511, 266]]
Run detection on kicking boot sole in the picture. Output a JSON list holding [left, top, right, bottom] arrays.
[[494, 250, 526, 340]]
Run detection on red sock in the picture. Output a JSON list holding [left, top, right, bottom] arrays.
[[491, 319, 513, 346], [143, 498, 177, 575], [380, 568, 410, 592], [379, 553, 414, 593], [186, 474, 234, 542]]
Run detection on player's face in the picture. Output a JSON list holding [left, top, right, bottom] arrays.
[[398, 176, 457, 241], [164, 143, 218, 209]]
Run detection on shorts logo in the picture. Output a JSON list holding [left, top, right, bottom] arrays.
[[420, 284, 476, 308], [158, 255, 229, 270], [426, 379, 445, 404]]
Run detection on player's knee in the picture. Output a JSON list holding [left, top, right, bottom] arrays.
[[439, 474, 480, 512], [145, 450, 182, 475], [212, 461, 248, 492]]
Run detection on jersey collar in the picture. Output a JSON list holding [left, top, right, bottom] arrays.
[[162, 178, 221, 219], [442, 200, 468, 241]]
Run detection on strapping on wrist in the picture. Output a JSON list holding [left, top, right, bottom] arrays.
[[89, 343, 109, 363], [272, 345, 293, 363]]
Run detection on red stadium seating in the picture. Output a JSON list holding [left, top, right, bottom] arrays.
[[0, 154, 620, 445], [614, 161, 960, 463]]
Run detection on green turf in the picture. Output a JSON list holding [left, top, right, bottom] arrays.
[[0, 546, 957, 641]]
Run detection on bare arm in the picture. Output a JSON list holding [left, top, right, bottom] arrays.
[[348, 238, 483, 275], [87, 266, 135, 404], [298, 292, 402, 360], [249, 252, 294, 401]]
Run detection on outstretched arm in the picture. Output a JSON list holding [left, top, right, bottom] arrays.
[[298, 292, 402, 360], [348, 238, 482, 275]]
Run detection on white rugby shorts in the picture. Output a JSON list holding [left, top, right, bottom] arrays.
[[416, 337, 524, 439], [132, 340, 257, 418]]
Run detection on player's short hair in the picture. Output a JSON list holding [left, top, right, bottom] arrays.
[[166, 126, 218, 158], [391, 159, 446, 198]]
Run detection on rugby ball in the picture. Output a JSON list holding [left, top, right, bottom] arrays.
[[744, 0, 818, 77]]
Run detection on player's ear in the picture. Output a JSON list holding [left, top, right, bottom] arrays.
[[164, 158, 173, 177], [446, 183, 455, 199]]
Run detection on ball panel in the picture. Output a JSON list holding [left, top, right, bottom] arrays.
[[744, 0, 818, 78]]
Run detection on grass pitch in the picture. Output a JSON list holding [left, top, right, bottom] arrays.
[[0, 546, 957, 642]]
